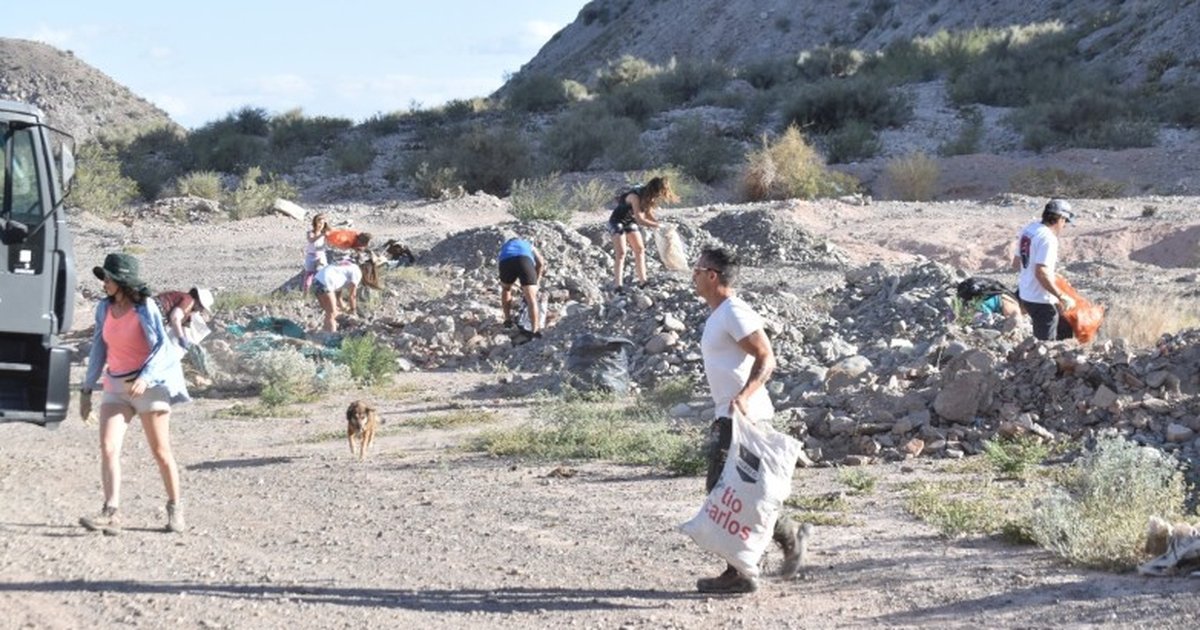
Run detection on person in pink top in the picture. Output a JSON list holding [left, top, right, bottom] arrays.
[[79, 253, 190, 536]]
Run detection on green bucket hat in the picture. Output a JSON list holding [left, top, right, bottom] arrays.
[[93, 253, 148, 292]]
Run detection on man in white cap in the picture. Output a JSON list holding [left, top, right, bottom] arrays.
[[1013, 199, 1076, 340]]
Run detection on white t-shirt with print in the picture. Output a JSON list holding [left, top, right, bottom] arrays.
[[314, 260, 361, 292], [701, 295, 774, 421], [1016, 221, 1058, 304]]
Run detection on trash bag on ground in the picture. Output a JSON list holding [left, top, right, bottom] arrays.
[[565, 333, 634, 394], [654, 223, 689, 271], [1055, 277, 1105, 343]]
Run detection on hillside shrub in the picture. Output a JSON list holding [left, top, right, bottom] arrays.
[[797, 45, 867, 80], [70, 144, 140, 217], [1099, 296, 1200, 348], [509, 174, 571, 221], [114, 126, 191, 200], [1008, 167, 1125, 199], [600, 81, 667, 123], [224, 167, 297, 220], [596, 55, 661, 93], [1009, 89, 1158, 151], [173, 171, 222, 200], [939, 106, 984, 156], [408, 161, 463, 200], [417, 122, 534, 195], [883, 152, 939, 201], [780, 76, 912, 133], [664, 115, 738, 183], [1029, 434, 1187, 570], [740, 56, 802, 90], [507, 73, 571, 112], [187, 107, 271, 173], [822, 120, 881, 163], [337, 333, 397, 386], [1157, 85, 1200, 128], [656, 59, 733, 107], [740, 125, 860, 201], [270, 109, 352, 167], [541, 105, 638, 172], [330, 134, 377, 174], [252, 347, 319, 407], [567, 178, 612, 214]]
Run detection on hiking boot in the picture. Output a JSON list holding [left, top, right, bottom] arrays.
[[166, 500, 186, 533], [80, 505, 121, 536], [696, 566, 757, 595], [775, 518, 813, 579]]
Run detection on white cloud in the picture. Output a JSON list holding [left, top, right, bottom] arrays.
[[253, 74, 314, 99], [148, 46, 172, 61], [25, 26, 75, 48], [523, 20, 563, 48]]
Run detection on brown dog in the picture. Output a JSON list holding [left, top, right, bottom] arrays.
[[345, 400, 380, 460]]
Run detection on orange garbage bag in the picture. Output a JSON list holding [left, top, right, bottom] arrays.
[[326, 229, 366, 250], [1055, 276, 1105, 343]]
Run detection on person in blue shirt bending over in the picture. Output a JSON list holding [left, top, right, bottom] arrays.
[[497, 237, 546, 338]]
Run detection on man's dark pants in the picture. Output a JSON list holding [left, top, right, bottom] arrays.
[[1021, 299, 1060, 341]]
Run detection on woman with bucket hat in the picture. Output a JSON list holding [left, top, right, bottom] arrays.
[[79, 253, 190, 535]]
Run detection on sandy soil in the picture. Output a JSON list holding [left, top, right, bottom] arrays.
[[3, 161, 1200, 628]]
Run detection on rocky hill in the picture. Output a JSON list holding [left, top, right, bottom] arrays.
[[0, 38, 178, 142], [518, 0, 1199, 87]]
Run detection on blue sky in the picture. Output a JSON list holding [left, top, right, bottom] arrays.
[[8, 1, 585, 129]]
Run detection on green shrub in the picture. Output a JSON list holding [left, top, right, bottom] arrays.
[[823, 120, 881, 163], [982, 436, 1050, 479], [330, 134, 377, 174], [781, 76, 912, 133], [1008, 167, 1125, 199], [541, 105, 639, 172], [1009, 89, 1158, 151], [1029, 435, 1188, 570], [507, 73, 570, 112], [420, 122, 534, 195], [173, 171, 222, 200], [600, 81, 667, 123], [187, 107, 271, 173], [337, 333, 397, 386], [252, 347, 319, 407], [739, 125, 860, 201], [224, 166, 297, 220], [664, 115, 738, 183], [359, 111, 407, 136], [740, 56, 801, 90], [408, 161, 464, 200], [656, 59, 733, 107], [567, 178, 613, 213], [883, 151, 939, 200], [641, 376, 696, 409], [1157, 85, 1200, 128], [797, 45, 868, 80], [596, 55, 661, 93], [270, 109, 353, 167], [837, 468, 877, 494], [939, 106, 984, 156], [70, 143, 140, 216], [114, 126, 191, 200], [509, 174, 571, 222]]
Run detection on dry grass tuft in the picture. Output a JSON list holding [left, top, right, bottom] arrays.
[[740, 125, 860, 201], [1098, 294, 1200, 348], [883, 152, 940, 201]]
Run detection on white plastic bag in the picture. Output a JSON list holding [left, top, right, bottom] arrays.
[[654, 223, 688, 271], [186, 313, 211, 344], [679, 414, 803, 577], [516, 294, 548, 334]]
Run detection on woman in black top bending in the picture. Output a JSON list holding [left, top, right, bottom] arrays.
[[607, 176, 675, 292]]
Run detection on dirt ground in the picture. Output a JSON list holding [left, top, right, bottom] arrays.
[[3, 154, 1200, 628]]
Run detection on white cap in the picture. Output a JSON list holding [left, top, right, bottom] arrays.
[[193, 287, 214, 311]]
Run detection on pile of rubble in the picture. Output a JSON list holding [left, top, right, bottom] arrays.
[[202, 208, 1200, 470]]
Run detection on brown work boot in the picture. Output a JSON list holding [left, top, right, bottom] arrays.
[[696, 566, 758, 595], [80, 505, 121, 536], [166, 500, 186, 533], [775, 517, 813, 579]]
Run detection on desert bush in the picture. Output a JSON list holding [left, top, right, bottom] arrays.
[[780, 76, 912, 133], [739, 125, 861, 201], [314, 363, 355, 397], [837, 468, 877, 494], [823, 120, 881, 163], [422, 123, 534, 195], [70, 143, 140, 217], [567, 178, 612, 213], [252, 347, 319, 407], [1008, 90, 1158, 151], [224, 167, 297, 220], [1029, 434, 1187, 570], [187, 107, 271, 173], [983, 436, 1050, 480], [509, 174, 571, 222], [740, 56, 801, 90], [1157, 85, 1200, 128], [408, 161, 464, 200], [595, 55, 661, 93], [797, 45, 867, 80], [330, 134, 377, 174], [1008, 167, 1125, 199], [600, 81, 667, 123], [1098, 296, 1200, 348], [664, 115, 738, 183], [173, 171, 222, 200], [905, 479, 1031, 538], [939, 106, 984, 156], [883, 151, 939, 200], [270, 109, 353, 167], [641, 376, 696, 409], [337, 333, 397, 386], [113, 126, 191, 200], [358, 111, 407, 136], [863, 39, 941, 83], [471, 397, 704, 475], [506, 73, 571, 112], [541, 105, 639, 172], [656, 59, 733, 107]]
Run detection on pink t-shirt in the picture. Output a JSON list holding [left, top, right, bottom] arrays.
[[103, 305, 150, 377]]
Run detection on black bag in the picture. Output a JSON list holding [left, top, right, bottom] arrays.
[[955, 277, 1013, 302], [566, 333, 635, 394]]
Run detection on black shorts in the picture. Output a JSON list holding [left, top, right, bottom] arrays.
[[498, 256, 537, 286], [607, 220, 639, 235]]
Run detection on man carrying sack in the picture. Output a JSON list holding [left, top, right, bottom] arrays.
[[681, 247, 809, 595]]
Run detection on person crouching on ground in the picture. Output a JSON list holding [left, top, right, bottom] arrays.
[[313, 257, 362, 332], [497, 237, 545, 337], [79, 253, 190, 536], [155, 287, 213, 350], [608, 176, 676, 292], [691, 247, 804, 594], [1013, 199, 1076, 341]]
